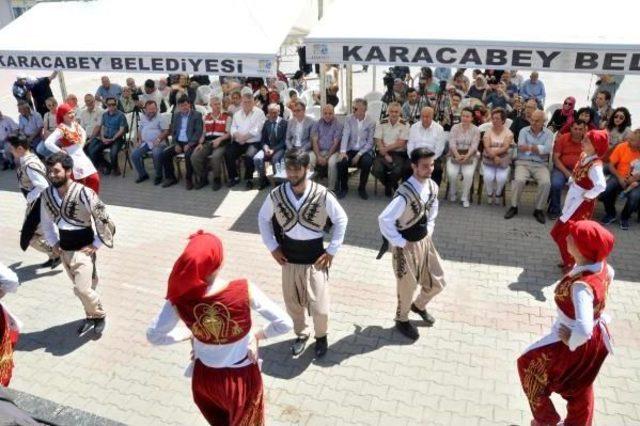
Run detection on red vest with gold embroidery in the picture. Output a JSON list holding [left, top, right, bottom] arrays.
[[571, 154, 602, 191], [554, 264, 609, 320], [0, 305, 16, 386], [57, 123, 83, 148], [176, 279, 251, 345]]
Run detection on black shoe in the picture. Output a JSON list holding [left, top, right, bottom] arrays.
[[49, 257, 61, 269], [194, 180, 207, 190], [314, 336, 328, 358], [77, 319, 94, 336], [504, 206, 518, 219], [161, 178, 178, 188], [227, 178, 240, 188], [533, 209, 546, 224], [547, 212, 560, 221], [93, 317, 106, 335], [358, 188, 369, 200], [185, 179, 194, 190], [245, 180, 254, 190], [212, 179, 222, 191], [411, 303, 435, 326], [291, 335, 309, 356], [395, 320, 419, 340], [40, 257, 61, 269], [153, 177, 163, 186], [384, 185, 393, 198], [258, 177, 270, 190], [336, 190, 347, 199], [135, 175, 149, 184]]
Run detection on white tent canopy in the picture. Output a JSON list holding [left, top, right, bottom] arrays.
[[0, 0, 306, 77], [305, 0, 640, 74]]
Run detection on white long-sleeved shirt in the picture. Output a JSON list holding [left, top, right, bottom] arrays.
[[524, 262, 615, 354], [39, 187, 103, 249], [258, 182, 348, 256], [230, 107, 265, 143], [560, 157, 607, 223], [407, 121, 446, 159], [378, 176, 439, 248], [20, 157, 49, 204], [146, 278, 292, 369], [44, 125, 97, 179]]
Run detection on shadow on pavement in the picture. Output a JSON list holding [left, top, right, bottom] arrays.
[[261, 324, 414, 379], [8, 261, 63, 285], [16, 320, 100, 356]]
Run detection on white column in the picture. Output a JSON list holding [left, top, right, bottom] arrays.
[[58, 71, 68, 100], [346, 64, 353, 112], [372, 66, 377, 92], [319, 65, 327, 106]]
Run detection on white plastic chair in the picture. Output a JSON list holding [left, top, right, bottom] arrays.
[[195, 105, 209, 116], [367, 100, 384, 122], [307, 105, 321, 120], [545, 103, 562, 124], [196, 85, 212, 105], [363, 91, 384, 103], [275, 80, 287, 92], [299, 89, 316, 107]]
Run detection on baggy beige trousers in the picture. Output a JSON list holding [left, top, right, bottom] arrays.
[[29, 228, 54, 258], [392, 236, 446, 322], [282, 263, 329, 338], [60, 250, 105, 319]]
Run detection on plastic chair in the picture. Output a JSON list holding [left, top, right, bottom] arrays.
[[299, 89, 316, 107], [275, 81, 287, 92], [545, 103, 562, 123], [195, 105, 209, 116], [307, 105, 321, 121], [363, 91, 384, 103]]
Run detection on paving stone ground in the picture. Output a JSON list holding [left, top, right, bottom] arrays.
[[0, 168, 639, 426]]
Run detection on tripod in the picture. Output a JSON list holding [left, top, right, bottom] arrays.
[[121, 107, 140, 178]]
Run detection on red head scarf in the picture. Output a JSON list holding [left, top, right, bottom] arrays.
[[166, 230, 224, 304], [586, 129, 609, 158], [568, 220, 614, 263], [561, 96, 576, 126], [268, 91, 280, 103], [56, 103, 73, 125]]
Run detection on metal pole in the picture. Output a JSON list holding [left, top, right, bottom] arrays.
[[58, 70, 68, 100], [346, 64, 353, 112], [320, 65, 327, 107], [318, 0, 323, 19], [372, 65, 377, 92]]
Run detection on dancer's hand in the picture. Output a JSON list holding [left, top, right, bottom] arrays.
[[314, 253, 333, 270], [270, 248, 288, 265], [52, 243, 62, 256], [248, 330, 265, 364], [80, 245, 97, 256], [559, 324, 572, 345]]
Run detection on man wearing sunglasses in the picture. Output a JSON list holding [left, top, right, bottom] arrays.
[[87, 97, 127, 175]]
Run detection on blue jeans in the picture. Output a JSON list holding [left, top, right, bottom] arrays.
[[599, 177, 640, 220], [548, 168, 569, 215], [253, 149, 284, 178], [35, 140, 55, 158], [131, 143, 165, 179], [87, 137, 124, 172]]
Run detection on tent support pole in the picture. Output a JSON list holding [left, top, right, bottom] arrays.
[[58, 71, 68, 100], [346, 64, 353, 112], [372, 65, 376, 92], [319, 65, 327, 107]]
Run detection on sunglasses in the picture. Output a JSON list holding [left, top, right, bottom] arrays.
[[614, 114, 625, 119], [563, 101, 573, 106], [107, 103, 117, 107]]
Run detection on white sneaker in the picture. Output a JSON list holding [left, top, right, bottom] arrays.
[[462, 200, 470, 208]]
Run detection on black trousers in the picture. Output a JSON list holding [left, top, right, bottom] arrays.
[[162, 143, 193, 181], [224, 141, 260, 181], [431, 158, 443, 185], [372, 151, 410, 188], [336, 150, 373, 192]]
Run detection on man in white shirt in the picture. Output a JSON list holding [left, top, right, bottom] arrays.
[[407, 107, 446, 184], [377, 148, 446, 341], [224, 93, 266, 187], [76, 94, 103, 144], [258, 149, 348, 358]]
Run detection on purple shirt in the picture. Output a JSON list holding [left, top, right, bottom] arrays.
[[312, 118, 343, 152]]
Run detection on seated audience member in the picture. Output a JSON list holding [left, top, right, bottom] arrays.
[[77, 94, 103, 145], [190, 96, 231, 191], [119, 86, 137, 113], [42, 97, 58, 139], [285, 100, 315, 153], [326, 84, 340, 108], [0, 110, 18, 169], [224, 92, 266, 188], [605, 107, 633, 150], [226, 90, 242, 116], [467, 74, 488, 101], [599, 129, 640, 230], [17, 101, 46, 157], [139, 79, 167, 113], [485, 81, 510, 109], [291, 70, 307, 93], [559, 107, 597, 134], [592, 90, 613, 128], [125, 77, 141, 96], [548, 120, 587, 219], [446, 107, 480, 207], [520, 71, 546, 108], [310, 104, 342, 189], [160, 95, 203, 189], [500, 71, 519, 101], [508, 96, 524, 121], [87, 97, 127, 175], [372, 102, 410, 197], [510, 99, 537, 142], [336, 98, 375, 200], [482, 108, 514, 205], [252, 103, 287, 189], [169, 74, 196, 111], [547, 97, 577, 132], [505, 110, 553, 224], [131, 100, 170, 185], [64, 93, 79, 113], [402, 87, 428, 125], [95, 76, 122, 107], [407, 107, 446, 184], [451, 69, 469, 94], [286, 90, 300, 112]]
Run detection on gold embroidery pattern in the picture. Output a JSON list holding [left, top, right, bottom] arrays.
[[239, 381, 265, 426], [0, 333, 14, 385], [595, 276, 611, 317], [190, 302, 244, 344], [554, 279, 572, 304], [522, 353, 550, 409]]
